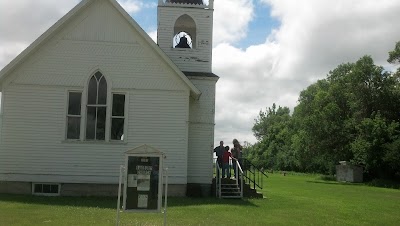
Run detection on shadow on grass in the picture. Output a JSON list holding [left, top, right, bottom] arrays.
[[366, 179, 400, 189], [0, 193, 117, 209], [307, 178, 400, 189], [0, 193, 259, 209], [306, 180, 364, 187], [168, 197, 259, 207]]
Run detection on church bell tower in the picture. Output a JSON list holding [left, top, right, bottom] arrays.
[[157, 0, 214, 73]]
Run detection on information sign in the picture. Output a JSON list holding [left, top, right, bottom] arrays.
[[123, 155, 162, 211]]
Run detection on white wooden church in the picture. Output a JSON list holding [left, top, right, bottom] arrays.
[[0, 0, 217, 196]]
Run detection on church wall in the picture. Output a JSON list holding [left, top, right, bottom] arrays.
[[187, 78, 216, 184], [0, 0, 192, 190], [0, 84, 189, 185]]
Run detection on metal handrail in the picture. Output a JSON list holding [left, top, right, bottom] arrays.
[[215, 160, 221, 198], [214, 157, 248, 198], [242, 158, 268, 190], [232, 158, 244, 198]]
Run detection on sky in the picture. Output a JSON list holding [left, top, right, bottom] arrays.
[[1, 0, 400, 147]]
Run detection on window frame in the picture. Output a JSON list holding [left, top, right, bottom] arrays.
[[110, 92, 127, 142], [66, 90, 83, 140], [32, 183, 61, 196], [64, 71, 128, 143], [85, 72, 108, 141]]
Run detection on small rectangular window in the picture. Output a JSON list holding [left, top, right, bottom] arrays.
[[32, 183, 60, 196], [111, 94, 125, 141], [67, 92, 82, 140], [68, 92, 82, 115]]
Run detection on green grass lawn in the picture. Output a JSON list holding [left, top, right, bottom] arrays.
[[1, 174, 399, 226]]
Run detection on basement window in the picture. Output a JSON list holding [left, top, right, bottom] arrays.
[[32, 183, 60, 196]]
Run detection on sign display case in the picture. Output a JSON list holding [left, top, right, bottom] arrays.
[[123, 145, 164, 212]]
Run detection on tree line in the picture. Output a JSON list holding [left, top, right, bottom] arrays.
[[245, 41, 400, 180]]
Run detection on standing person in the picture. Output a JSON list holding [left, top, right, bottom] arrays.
[[231, 139, 242, 178], [213, 141, 224, 169], [222, 146, 235, 178]]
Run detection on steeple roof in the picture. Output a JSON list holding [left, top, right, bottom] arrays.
[[167, 0, 204, 5]]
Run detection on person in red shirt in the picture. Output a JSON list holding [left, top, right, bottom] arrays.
[[222, 146, 236, 178]]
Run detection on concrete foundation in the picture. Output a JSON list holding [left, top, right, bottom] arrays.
[[0, 181, 188, 197], [0, 181, 31, 194], [186, 183, 211, 197]]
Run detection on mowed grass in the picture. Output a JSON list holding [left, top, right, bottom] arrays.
[[1, 174, 399, 226]]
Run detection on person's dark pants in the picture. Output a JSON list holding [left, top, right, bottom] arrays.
[[217, 157, 222, 168], [222, 163, 230, 178]]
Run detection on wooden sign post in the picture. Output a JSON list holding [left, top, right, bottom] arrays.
[[116, 145, 167, 226]]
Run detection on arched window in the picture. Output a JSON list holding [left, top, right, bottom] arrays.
[[66, 71, 126, 141], [86, 71, 107, 140], [173, 14, 196, 49]]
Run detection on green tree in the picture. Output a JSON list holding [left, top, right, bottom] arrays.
[[387, 41, 400, 65], [290, 55, 400, 175], [249, 104, 296, 170], [248, 41, 400, 179], [350, 113, 400, 178]]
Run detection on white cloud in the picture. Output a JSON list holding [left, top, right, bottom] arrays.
[[212, 0, 400, 146], [118, 0, 156, 14], [213, 0, 254, 45], [148, 30, 158, 43], [118, 0, 141, 14]]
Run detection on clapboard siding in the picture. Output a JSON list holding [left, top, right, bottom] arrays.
[[0, 85, 189, 184], [188, 79, 217, 123], [187, 124, 214, 184], [128, 90, 189, 183], [187, 79, 216, 184], [0, 85, 125, 181], [12, 39, 186, 91], [0, 113, 2, 144], [64, 0, 140, 44], [10, 0, 187, 91], [158, 6, 213, 72], [0, 0, 216, 189]]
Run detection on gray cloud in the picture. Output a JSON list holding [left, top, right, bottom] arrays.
[[0, 0, 79, 43], [0, 0, 79, 68]]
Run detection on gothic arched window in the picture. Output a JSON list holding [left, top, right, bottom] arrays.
[[173, 14, 196, 49], [66, 71, 126, 142], [86, 71, 107, 140]]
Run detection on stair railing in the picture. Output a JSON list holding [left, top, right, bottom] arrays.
[[232, 158, 244, 198], [242, 158, 268, 190], [215, 159, 221, 198]]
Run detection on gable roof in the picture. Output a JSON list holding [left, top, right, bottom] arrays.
[[183, 71, 219, 78], [125, 144, 164, 155], [0, 0, 201, 98]]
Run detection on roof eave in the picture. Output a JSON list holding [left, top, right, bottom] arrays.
[[0, 0, 201, 98], [109, 0, 201, 98]]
